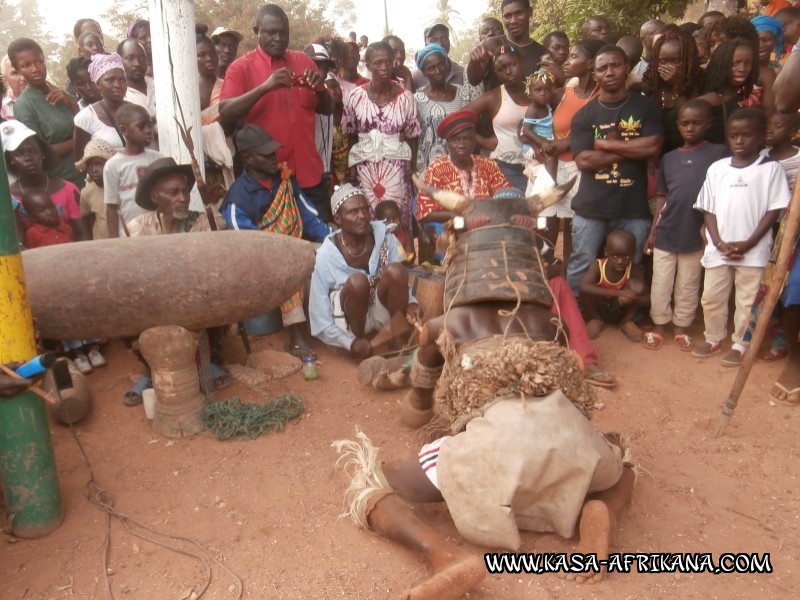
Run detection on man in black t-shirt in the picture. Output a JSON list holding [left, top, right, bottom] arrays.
[[466, 0, 545, 91], [566, 45, 664, 298]]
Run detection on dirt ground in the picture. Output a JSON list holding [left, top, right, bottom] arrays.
[[1, 320, 798, 600]]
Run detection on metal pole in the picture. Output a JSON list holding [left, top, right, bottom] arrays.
[[383, 0, 389, 37], [0, 135, 63, 538]]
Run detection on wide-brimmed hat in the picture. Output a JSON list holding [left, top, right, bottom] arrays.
[[436, 109, 478, 139], [1, 120, 37, 152], [135, 157, 195, 211], [235, 124, 282, 156], [211, 26, 243, 43], [75, 138, 117, 171]]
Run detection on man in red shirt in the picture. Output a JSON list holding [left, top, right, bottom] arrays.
[[219, 4, 334, 220]]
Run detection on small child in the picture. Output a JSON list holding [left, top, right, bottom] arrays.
[[644, 99, 728, 351], [20, 191, 106, 373], [103, 103, 162, 237], [520, 67, 558, 181], [374, 200, 414, 264], [580, 229, 649, 342], [692, 108, 791, 365], [764, 111, 800, 191], [76, 139, 116, 240]]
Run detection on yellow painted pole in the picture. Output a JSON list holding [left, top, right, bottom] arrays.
[[0, 133, 63, 537]]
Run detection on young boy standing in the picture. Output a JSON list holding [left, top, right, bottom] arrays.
[[76, 139, 116, 240], [103, 103, 162, 237], [693, 108, 791, 365], [644, 100, 728, 351], [580, 229, 649, 342], [764, 111, 800, 191]]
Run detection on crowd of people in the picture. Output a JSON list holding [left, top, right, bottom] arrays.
[[1, 1, 799, 399]]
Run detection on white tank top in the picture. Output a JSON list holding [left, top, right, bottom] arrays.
[[490, 86, 528, 165]]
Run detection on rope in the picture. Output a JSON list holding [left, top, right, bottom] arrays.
[[201, 394, 304, 440], [63, 411, 244, 600]]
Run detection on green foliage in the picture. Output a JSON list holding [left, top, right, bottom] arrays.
[[0, 0, 59, 67]]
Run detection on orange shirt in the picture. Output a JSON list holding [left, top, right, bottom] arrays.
[[553, 84, 599, 162]]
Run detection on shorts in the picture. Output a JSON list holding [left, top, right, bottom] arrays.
[[329, 288, 391, 336], [418, 436, 452, 490]]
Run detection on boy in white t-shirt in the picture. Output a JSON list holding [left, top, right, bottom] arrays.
[[692, 108, 791, 366]]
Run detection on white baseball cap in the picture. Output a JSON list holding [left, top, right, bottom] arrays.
[[211, 26, 243, 43], [1, 120, 37, 152]]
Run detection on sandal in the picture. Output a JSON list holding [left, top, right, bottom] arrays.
[[757, 347, 788, 362], [673, 334, 693, 352], [123, 376, 152, 407], [211, 363, 234, 390], [691, 341, 721, 358], [771, 382, 800, 406], [284, 342, 317, 361], [642, 331, 663, 350], [721, 349, 743, 368], [619, 321, 643, 343], [584, 365, 617, 388]]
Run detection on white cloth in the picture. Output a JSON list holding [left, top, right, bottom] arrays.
[[74, 105, 126, 149], [527, 160, 581, 218], [329, 287, 391, 336], [124, 76, 156, 117], [761, 146, 800, 191], [315, 113, 334, 170], [631, 57, 648, 77], [201, 121, 235, 200], [348, 130, 412, 167], [693, 156, 790, 268]]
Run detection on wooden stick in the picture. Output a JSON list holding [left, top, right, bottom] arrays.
[[0, 364, 57, 405], [715, 179, 800, 436]]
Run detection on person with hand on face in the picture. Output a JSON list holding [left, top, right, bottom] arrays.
[[467, 0, 545, 90], [565, 45, 664, 299], [8, 37, 84, 189], [219, 4, 333, 222], [2, 56, 28, 119], [73, 53, 128, 161], [211, 26, 243, 79], [309, 184, 419, 360], [118, 38, 156, 119]]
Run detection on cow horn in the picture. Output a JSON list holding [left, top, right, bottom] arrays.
[[412, 174, 470, 215], [524, 176, 577, 215]]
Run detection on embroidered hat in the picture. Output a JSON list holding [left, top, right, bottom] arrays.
[[75, 139, 117, 172], [330, 183, 364, 215], [436, 109, 478, 139], [211, 26, 243, 43], [1, 120, 37, 152], [135, 157, 196, 211], [235, 124, 282, 156], [88, 52, 124, 83]]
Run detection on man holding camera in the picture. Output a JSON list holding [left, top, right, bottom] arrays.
[[219, 4, 333, 221]]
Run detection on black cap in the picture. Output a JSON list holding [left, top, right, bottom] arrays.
[[424, 23, 449, 42], [235, 124, 282, 156]]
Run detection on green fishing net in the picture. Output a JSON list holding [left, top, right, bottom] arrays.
[[201, 394, 304, 440]]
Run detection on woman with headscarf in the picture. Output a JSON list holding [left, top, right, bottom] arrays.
[[8, 37, 83, 188], [73, 53, 128, 161], [413, 43, 476, 174], [751, 15, 785, 114]]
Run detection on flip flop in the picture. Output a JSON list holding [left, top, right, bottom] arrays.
[[642, 331, 663, 350], [673, 334, 693, 352], [211, 363, 234, 390], [123, 376, 152, 407], [584, 367, 617, 388], [771, 382, 800, 406], [721, 349, 744, 368], [691, 342, 721, 358], [757, 347, 788, 362], [284, 343, 317, 361]]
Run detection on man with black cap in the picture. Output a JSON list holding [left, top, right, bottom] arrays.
[[211, 26, 243, 79], [411, 23, 465, 89], [128, 157, 219, 235], [306, 43, 338, 195], [222, 124, 331, 359]]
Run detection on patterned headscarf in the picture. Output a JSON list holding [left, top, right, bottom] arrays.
[[751, 15, 785, 60], [88, 52, 124, 84], [415, 43, 450, 71], [330, 183, 364, 215]]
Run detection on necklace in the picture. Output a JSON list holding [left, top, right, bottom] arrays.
[[340, 232, 370, 258], [660, 90, 679, 107], [597, 94, 630, 110], [18, 175, 49, 195], [575, 79, 598, 100]]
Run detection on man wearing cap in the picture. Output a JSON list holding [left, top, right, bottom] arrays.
[[416, 109, 509, 226], [222, 124, 330, 358], [219, 4, 333, 222], [309, 184, 419, 360], [212, 27, 243, 79], [128, 157, 218, 236], [411, 24, 465, 90]]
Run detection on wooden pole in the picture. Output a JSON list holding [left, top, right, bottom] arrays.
[[148, 0, 205, 211], [715, 179, 800, 436]]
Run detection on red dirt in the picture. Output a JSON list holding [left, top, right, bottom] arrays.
[[1, 325, 797, 600]]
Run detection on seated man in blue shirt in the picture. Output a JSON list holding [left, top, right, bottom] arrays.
[[222, 124, 331, 359], [309, 184, 419, 360]]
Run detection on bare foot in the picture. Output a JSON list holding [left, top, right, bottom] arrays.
[[561, 499, 611, 584], [403, 554, 486, 600]]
